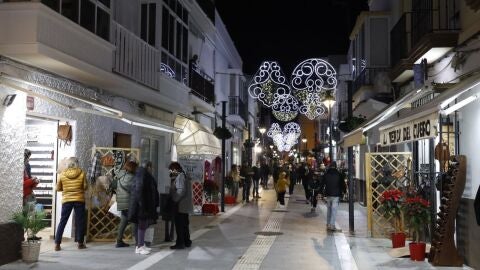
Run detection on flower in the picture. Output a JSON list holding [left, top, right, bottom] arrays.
[[402, 195, 430, 243], [380, 189, 405, 232]]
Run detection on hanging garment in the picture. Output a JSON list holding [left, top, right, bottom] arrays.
[[475, 185, 480, 226], [435, 142, 450, 171], [86, 151, 102, 185]]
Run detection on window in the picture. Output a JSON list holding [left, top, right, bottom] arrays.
[[41, 0, 111, 41], [160, 0, 188, 85], [141, 3, 156, 46]]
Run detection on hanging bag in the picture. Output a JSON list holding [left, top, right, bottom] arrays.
[[57, 122, 72, 146]]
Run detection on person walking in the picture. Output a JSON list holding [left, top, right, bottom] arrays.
[[160, 172, 177, 242], [321, 162, 346, 232], [260, 162, 270, 189], [23, 149, 39, 208], [297, 163, 310, 204], [309, 170, 324, 212], [54, 158, 88, 251], [288, 164, 298, 196], [240, 163, 252, 203], [275, 172, 290, 208], [129, 161, 159, 255], [169, 162, 193, 250], [114, 161, 138, 248], [229, 164, 241, 201], [252, 163, 261, 199]]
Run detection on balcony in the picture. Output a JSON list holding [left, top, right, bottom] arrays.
[[189, 66, 215, 111], [227, 96, 247, 127], [390, 0, 459, 83]]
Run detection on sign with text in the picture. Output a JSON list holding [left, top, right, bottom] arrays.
[[178, 158, 204, 182], [380, 113, 438, 146]]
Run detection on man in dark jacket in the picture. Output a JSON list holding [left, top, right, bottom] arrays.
[[321, 162, 346, 232], [297, 163, 309, 204]]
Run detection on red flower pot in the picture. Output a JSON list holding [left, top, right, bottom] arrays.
[[225, 195, 236, 204], [391, 232, 406, 248], [409, 242, 426, 261], [202, 203, 219, 215]]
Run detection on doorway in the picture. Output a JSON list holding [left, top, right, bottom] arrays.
[[113, 132, 132, 148]]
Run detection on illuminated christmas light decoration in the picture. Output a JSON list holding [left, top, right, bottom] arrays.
[[290, 58, 337, 119], [248, 61, 291, 107], [267, 122, 301, 152], [271, 93, 299, 121], [160, 63, 175, 78]]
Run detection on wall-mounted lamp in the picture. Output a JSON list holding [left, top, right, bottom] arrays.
[[2, 94, 16, 107]]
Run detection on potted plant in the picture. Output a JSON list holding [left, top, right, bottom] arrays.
[[12, 208, 47, 263], [224, 176, 236, 204], [380, 189, 406, 248], [213, 126, 232, 140], [402, 195, 430, 261]]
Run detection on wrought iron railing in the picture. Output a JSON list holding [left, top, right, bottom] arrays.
[[189, 67, 215, 104], [228, 96, 248, 123], [352, 68, 390, 94]]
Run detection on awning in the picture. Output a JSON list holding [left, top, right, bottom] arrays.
[[174, 116, 221, 155], [341, 128, 365, 148], [0, 75, 181, 134], [353, 99, 388, 119]]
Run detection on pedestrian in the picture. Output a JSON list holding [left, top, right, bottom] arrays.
[[114, 161, 138, 248], [297, 163, 310, 204], [169, 162, 193, 250], [54, 157, 87, 251], [252, 163, 261, 199], [260, 161, 270, 189], [289, 164, 298, 195], [321, 161, 346, 232], [23, 149, 39, 207], [160, 172, 176, 242], [240, 163, 252, 203], [129, 161, 159, 255], [275, 171, 289, 208], [272, 162, 280, 186], [309, 170, 324, 212], [229, 164, 241, 201]]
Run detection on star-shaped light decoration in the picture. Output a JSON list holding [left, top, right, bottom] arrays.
[[248, 61, 291, 108]]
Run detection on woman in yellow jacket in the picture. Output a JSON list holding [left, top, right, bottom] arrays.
[[276, 171, 290, 207], [54, 158, 88, 251]]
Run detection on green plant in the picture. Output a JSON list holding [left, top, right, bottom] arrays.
[[12, 208, 47, 243], [213, 127, 232, 140], [204, 179, 219, 196], [338, 116, 366, 133], [380, 189, 405, 232], [402, 196, 430, 242]]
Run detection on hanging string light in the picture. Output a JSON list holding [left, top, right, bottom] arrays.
[[266, 122, 301, 152], [271, 92, 299, 121]]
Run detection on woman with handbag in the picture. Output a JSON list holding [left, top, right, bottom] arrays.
[[114, 161, 138, 248]]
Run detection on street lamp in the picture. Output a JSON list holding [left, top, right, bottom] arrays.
[[322, 90, 336, 161], [259, 126, 266, 148]]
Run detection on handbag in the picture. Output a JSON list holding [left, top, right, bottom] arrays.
[[108, 202, 121, 217], [57, 123, 72, 146]]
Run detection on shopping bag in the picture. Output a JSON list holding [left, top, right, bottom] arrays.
[[108, 202, 121, 217], [145, 227, 154, 242]]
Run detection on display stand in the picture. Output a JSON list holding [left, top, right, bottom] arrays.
[[86, 147, 139, 242], [429, 155, 465, 266]]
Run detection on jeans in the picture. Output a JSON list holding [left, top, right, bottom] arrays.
[[135, 219, 148, 247], [55, 202, 86, 244], [252, 180, 260, 197], [261, 174, 269, 188], [326, 197, 339, 228], [232, 182, 239, 200], [117, 210, 129, 242], [242, 180, 251, 202]]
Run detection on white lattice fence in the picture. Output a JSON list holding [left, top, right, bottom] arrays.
[[365, 152, 412, 238]]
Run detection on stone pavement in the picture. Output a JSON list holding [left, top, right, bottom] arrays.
[[1, 183, 474, 270]]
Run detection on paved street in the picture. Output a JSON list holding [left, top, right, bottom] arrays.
[[1, 184, 473, 270]]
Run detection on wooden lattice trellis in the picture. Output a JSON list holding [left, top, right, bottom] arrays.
[[87, 147, 140, 242], [365, 152, 412, 238]]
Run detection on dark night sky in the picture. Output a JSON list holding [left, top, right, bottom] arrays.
[[216, 0, 369, 75]]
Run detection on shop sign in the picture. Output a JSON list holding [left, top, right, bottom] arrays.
[[380, 113, 438, 146], [26, 96, 34, 110], [178, 158, 204, 182]]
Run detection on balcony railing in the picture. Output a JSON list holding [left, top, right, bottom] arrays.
[[112, 21, 161, 90], [189, 67, 215, 104], [411, 0, 460, 48], [228, 96, 248, 123], [352, 68, 390, 94], [390, 13, 411, 69]]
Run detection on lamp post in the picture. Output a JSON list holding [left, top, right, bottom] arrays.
[[301, 137, 307, 159], [220, 101, 227, 212], [322, 90, 336, 161], [259, 127, 266, 146]]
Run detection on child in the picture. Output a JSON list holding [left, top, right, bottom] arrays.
[[276, 172, 290, 208]]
